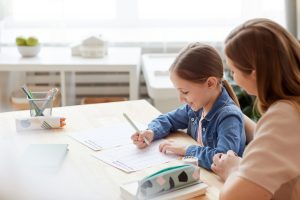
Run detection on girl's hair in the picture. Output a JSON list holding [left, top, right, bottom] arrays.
[[170, 42, 240, 107], [225, 18, 300, 114]]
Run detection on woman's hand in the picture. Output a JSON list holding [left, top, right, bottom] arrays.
[[158, 140, 189, 156], [211, 150, 241, 181], [131, 130, 154, 149]]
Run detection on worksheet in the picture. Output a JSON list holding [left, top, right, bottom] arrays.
[[70, 123, 136, 150], [94, 141, 178, 172]]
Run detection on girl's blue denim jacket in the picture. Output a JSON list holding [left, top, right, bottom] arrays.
[[148, 87, 246, 170]]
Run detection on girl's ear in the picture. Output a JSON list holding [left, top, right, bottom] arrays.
[[207, 77, 218, 88]]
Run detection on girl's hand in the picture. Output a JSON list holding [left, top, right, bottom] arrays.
[[159, 140, 189, 156], [131, 130, 154, 149], [211, 150, 241, 181]]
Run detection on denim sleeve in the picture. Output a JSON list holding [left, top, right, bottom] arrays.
[[148, 104, 190, 140], [185, 112, 245, 170]]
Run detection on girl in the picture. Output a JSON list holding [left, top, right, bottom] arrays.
[[131, 42, 246, 170], [212, 18, 300, 200]]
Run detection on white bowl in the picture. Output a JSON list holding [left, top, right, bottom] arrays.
[[17, 45, 41, 57]]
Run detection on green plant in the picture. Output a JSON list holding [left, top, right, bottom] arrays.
[[224, 69, 260, 121]]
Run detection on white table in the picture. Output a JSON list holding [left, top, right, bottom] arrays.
[[0, 100, 222, 200], [0, 47, 141, 106]]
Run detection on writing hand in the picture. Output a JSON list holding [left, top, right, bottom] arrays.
[[131, 130, 154, 149]]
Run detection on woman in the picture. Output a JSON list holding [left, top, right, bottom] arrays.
[[212, 18, 300, 200]]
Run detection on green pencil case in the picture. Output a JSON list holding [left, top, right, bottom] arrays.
[[136, 164, 200, 199]]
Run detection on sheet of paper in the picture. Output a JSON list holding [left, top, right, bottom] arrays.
[[94, 141, 178, 172], [70, 123, 136, 150]]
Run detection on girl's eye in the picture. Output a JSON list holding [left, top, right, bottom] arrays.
[[230, 71, 235, 76], [181, 91, 189, 95]]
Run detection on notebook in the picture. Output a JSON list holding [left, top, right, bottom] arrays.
[[120, 180, 208, 200], [21, 144, 69, 171]]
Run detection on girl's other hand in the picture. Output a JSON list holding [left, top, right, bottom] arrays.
[[131, 130, 154, 149], [159, 140, 189, 156], [211, 150, 241, 181]]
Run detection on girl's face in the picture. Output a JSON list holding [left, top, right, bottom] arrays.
[[170, 72, 213, 111], [226, 57, 257, 96]]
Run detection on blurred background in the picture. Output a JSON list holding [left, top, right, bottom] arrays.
[[0, 0, 298, 119], [0, 0, 292, 45]]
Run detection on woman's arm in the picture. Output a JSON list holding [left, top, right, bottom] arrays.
[[244, 114, 256, 143], [212, 151, 272, 200], [220, 174, 272, 200]]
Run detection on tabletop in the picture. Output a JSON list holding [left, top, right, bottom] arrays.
[[0, 47, 141, 70], [0, 100, 223, 200]]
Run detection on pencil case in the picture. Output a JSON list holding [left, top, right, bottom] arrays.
[[15, 116, 66, 131], [137, 164, 200, 199]]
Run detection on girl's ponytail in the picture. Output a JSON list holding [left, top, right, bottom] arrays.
[[222, 79, 240, 107]]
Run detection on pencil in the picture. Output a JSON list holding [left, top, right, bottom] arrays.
[[21, 86, 43, 116], [123, 113, 150, 145]]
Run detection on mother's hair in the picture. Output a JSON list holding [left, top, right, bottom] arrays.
[[224, 18, 300, 114]]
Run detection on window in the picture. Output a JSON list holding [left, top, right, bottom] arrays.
[[138, 0, 242, 21], [12, 0, 116, 22], [0, 0, 287, 44]]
